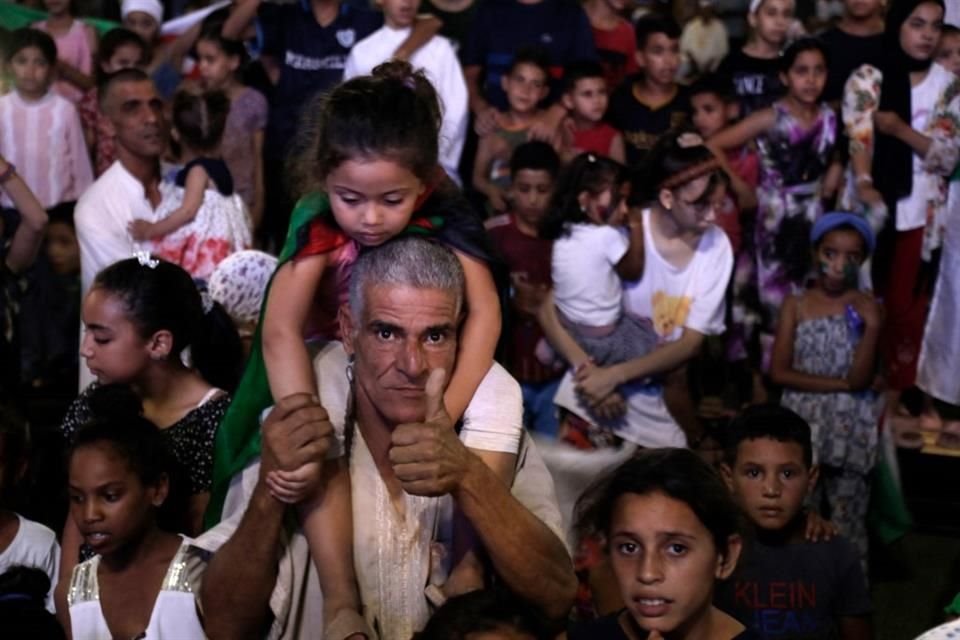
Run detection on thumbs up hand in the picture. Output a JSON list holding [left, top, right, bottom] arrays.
[[388, 368, 472, 497]]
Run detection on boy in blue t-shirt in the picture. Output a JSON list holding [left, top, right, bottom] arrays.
[[717, 404, 873, 640], [606, 14, 690, 166]]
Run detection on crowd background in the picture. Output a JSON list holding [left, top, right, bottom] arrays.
[[0, 0, 959, 636]]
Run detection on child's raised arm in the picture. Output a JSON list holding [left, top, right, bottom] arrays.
[[128, 164, 209, 240], [615, 211, 646, 281], [471, 135, 508, 212], [251, 129, 266, 231], [609, 133, 627, 165], [536, 290, 592, 371], [707, 108, 776, 158], [261, 253, 329, 401], [445, 251, 502, 422], [845, 293, 882, 391], [0, 158, 48, 274]]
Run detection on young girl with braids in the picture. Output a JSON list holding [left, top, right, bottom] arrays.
[[128, 89, 251, 280], [210, 61, 508, 639]]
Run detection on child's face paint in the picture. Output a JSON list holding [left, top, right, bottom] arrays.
[[815, 228, 866, 293], [842, 261, 859, 288]]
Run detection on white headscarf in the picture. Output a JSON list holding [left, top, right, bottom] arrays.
[[121, 0, 163, 24]]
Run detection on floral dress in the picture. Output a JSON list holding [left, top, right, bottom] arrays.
[[751, 102, 837, 368], [146, 158, 252, 280], [781, 307, 882, 561]]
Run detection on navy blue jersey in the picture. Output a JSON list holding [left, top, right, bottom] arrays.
[[461, 0, 596, 110], [257, 1, 382, 151]]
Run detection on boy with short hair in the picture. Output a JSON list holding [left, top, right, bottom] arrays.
[[472, 48, 551, 212], [560, 60, 626, 163], [718, 404, 873, 640], [689, 73, 758, 254], [485, 141, 563, 435], [606, 14, 690, 166]]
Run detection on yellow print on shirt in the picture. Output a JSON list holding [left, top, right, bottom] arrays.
[[652, 291, 692, 337]]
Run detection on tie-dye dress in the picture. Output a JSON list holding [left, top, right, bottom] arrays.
[[750, 101, 837, 368]]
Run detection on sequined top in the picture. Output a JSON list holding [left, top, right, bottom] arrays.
[[68, 538, 203, 640]]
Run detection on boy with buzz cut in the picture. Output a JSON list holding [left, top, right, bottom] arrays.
[[472, 48, 551, 212], [606, 13, 690, 166], [485, 141, 563, 435], [560, 60, 625, 163], [717, 404, 873, 640]]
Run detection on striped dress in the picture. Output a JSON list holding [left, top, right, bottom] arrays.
[[0, 90, 93, 209]]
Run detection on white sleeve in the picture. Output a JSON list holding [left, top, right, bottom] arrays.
[[45, 536, 60, 613], [459, 362, 523, 454], [601, 225, 630, 267], [343, 50, 360, 81], [683, 228, 733, 335], [75, 192, 132, 293], [434, 39, 469, 180]]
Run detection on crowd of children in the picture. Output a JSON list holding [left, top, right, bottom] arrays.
[[0, 0, 958, 636]]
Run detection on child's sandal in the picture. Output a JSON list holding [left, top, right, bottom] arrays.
[[324, 609, 377, 640], [890, 414, 924, 449], [936, 421, 960, 450]]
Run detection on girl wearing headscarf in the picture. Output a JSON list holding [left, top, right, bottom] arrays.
[[842, 0, 960, 412]]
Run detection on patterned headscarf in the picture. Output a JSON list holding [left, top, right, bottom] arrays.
[[208, 251, 277, 327]]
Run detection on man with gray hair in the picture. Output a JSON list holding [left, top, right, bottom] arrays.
[[196, 238, 576, 639]]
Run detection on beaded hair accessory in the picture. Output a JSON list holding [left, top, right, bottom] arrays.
[[133, 251, 159, 269]]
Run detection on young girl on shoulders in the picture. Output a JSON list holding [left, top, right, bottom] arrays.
[[565, 448, 757, 640], [195, 12, 267, 231], [129, 89, 251, 279], [211, 61, 506, 639], [771, 212, 882, 564], [57, 256, 243, 614], [63, 384, 203, 640], [709, 38, 838, 372]]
